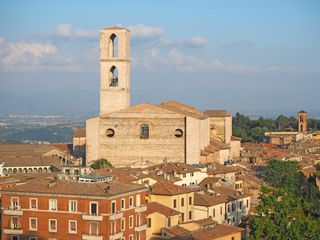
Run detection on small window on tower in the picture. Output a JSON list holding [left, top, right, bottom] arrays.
[[109, 34, 118, 58], [140, 124, 149, 139], [109, 66, 118, 87]]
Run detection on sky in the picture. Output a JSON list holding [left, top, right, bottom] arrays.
[[0, 0, 319, 117]]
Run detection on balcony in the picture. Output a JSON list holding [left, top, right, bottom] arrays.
[[135, 205, 147, 213], [82, 214, 103, 221], [109, 212, 123, 220], [82, 234, 103, 240], [109, 231, 123, 240], [4, 206, 23, 216], [135, 224, 147, 232], [4, 224, 23, 235]]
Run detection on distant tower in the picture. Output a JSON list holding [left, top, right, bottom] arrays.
[[100, 26, 130, 115], [298, 111, 307, 132]]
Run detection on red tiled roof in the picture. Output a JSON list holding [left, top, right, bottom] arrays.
[[147, 202, 181, 217]]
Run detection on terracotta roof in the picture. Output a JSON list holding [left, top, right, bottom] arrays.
[[73, 128, 86, 138], [94, 167, 137, 183], [204, 110, 232, 117], [147, 202, 181, 216], [206, 163, 239, 175], [146, 162, 199, 175], [158, 101, 205, 120], [1, 155, 62, 168], [231, 136, 241, 141], [151, 181, 196, 196], [1, 177, 147, 198], [199, 177, 221, 187], [194, 192, 227, 206], [164, 222, 244, 240], [0, 144, 59, 156]]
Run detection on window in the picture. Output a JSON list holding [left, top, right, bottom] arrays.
[[90, 222, 98, 235], [147, 218, 151, 228], [181, 213, 184, 222], [49, 219, 57, 232], [136, 194, 141, 207], [69, 220, 77, 234], [12, 216, 19, 229], [174, 129, 183, 138], [189, 196, 192, 205], [129, 215, 134, 228], [136, 232, 140, 240], [227, 204, 230, 213], [173, 199, 177, 208], [106, 128, 115, 137], [213, 208, 216, 217], [11, 197, 19, 209], [191, 172, 194, 177], [220, 206, 223, 215], [121, 198, 126, 210], [188, 211, 192, 220], [239, 201, 243, 210], [29, 237, 37, 240], [129, 197, 134, 208], [11, 237, 19, 240], [109, 66, 119, 87], [90, 202, 98, 215], [136, 213, 140, 226], [49, 199, 57, 211], [69, 200, 77, 212], [247, 199, 249, 207], [232, 202, 236, 212], [111, 221, 116, 235], [121, 217, 126, 231], [181, 198, 184, 207], [29, 218, 37, 231], [167, 217, 171, 227], [111, 201, 116, 214], [109, 34, 118, 58], [140, 124, 149, 139], [30, 198, 37, 210], [129, 235, 133, 240], [232, 237, 235, 240]]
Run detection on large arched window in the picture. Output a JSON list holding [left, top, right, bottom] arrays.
[[140, 124, 149, 139], [109, 66, 118, 87], [109, 34, 118, 58]]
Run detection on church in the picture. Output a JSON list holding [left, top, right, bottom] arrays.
[[85, 26, 241, 167]]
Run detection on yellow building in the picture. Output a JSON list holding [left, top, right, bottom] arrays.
[[146, 202, 180, 239], [148, 181, 196, 223]]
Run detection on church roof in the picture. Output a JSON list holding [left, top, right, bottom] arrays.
[[101, 102, 185, 119], [158, 100, 205, 120]]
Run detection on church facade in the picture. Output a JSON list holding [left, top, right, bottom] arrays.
[[85, 26, 240, 167]]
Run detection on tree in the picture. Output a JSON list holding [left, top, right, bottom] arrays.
[[276, 114, 289, 130], [264, 159, 304, 195], [250, 186, 320, 240], [90, 158, 112, 169]]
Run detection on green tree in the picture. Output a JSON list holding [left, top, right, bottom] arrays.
[[249, 186, 320, 240], [90, 158, 112, 169], [276, 114, 289, 130], [265, 159, 304, 194]]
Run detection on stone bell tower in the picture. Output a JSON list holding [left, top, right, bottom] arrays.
[[298, 110, 307, 132], [100, 26, 130, 115]]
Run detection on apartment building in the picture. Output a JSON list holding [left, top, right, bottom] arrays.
[[1, 177, 148, 240]]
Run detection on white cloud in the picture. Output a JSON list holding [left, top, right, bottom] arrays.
[[1, 41, 57, 67], [128, 24, 166, 40], [50, 24, 97, 40]]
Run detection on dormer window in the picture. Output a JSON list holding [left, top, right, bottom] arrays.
[[109, 66, 118, 87]]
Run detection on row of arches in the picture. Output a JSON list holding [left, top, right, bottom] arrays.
[[2, 166, 50, 175]]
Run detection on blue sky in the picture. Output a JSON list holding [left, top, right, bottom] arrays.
[[0, 0, 319, 116]]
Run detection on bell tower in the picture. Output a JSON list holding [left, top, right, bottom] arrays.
[[298, 110, 307, 132], [100, 26, 130, 115]]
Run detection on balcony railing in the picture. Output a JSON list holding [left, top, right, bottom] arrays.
[[82, 213, 103, 221], [135, 205, 147, 213], [109, 231, 123, 240], [135, 224, 147, 232], [4, 224, 23, 235], [109, 211, 123, 220], [4, 206, 23, 216], [82, 234, 103, 240]]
